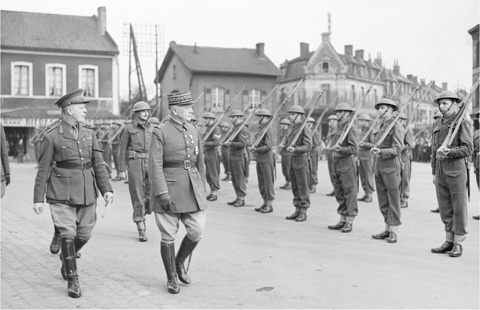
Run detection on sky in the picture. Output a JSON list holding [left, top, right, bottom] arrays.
[[1, 0, 478, 99]]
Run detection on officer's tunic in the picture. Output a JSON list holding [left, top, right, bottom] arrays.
[[400, 127, 414, 201], [280, 129, 292, 183], [33, 121, 112, 239], [285, 123, 312, 208], [431, 113, 472, 235], [330, 120, 359, 216], [253, 125, 275, 202], [229, 124, 249, 199], [309, 129, 321, 187], [203, 125, 221, 192], [358, 126, 375, 195], [119, 118, 153, 222], [373, 118, 404, 226]]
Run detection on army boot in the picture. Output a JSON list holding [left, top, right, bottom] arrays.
[[176, 236, 199, 284], [50, 226, 61, 254], [161, 243, 180, 294], [136, 221, 148, 242], [285, 207, 300, 220], [60, 237, 81, 298], [260, 200, 273, 213], [295, 208, 307, 222], [328, 215, 346, 230], [280, 181, 291, 190]]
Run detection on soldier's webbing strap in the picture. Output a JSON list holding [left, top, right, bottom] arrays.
[[466, 158, 470, 202]]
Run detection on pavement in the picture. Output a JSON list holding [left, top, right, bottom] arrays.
[[1, 159, 479, 309]]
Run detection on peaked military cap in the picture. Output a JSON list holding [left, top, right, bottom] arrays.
[[54, 88, 90, 109], [168, 90, 193, 106]]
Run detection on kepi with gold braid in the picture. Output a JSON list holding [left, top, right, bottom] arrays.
[[167, 90, 194, 106]]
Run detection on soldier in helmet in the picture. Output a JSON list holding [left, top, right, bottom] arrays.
[[471, 110, 479, 220], [118, 101, 153, 242], [327, 103, 359, 233], [279, 118, 292, 190], [357, 114, 375, 203], [306, 117, 320, 193], [110, 120, 124, 181], [325, 115, 339, 196], [250, 109, 275, 213], [430, 111, 443, 213], [398, 112, 414, 208], [371, 98, 404, 244], [33, 89, 113, 298], [148, 90, 207, 294], [284, 105, 312, 222], [430, 91, 472, 257], [224, 110, 249, 207], [202, 112, 221, 201], [218, 121, 232, 181]]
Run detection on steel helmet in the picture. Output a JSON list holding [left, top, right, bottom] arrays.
[[202, 112, 216, 119], [433, 111, 443, 120], [327, 115, 338, 121], [374, 98, 398, 111], [434, 91, 460, 104], [398, 112, 407, 120], [149, 117, 160, 125], [255, 108, 272, 117], [229, 109, 243, 117], [280, 118, 291, 125], [219, 121, 231, 128], [287, 105, 305, 114], [307, 117, 315, 123], [132, 101, 152, 112], [335, 102, 355, 112], [358, 114, 371, 121]]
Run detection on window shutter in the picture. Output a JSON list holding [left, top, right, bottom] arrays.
[[205, 88, 211, 110]]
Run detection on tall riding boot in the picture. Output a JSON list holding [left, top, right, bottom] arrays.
[[286, 207, 300, 220], [295, 207, 307, 222], [176, 236, 199, 284], [161, 243, 180, 294], [60, 237, 81, 298]]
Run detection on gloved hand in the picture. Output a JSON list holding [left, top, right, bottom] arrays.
[[159, 193, 175, 212], [5, 174, 10, 186]]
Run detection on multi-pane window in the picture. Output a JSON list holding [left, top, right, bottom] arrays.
[[322, 62, 329, 73], [211, 87, 224, 111], [249, 89, 261, 109], [79, 65, 98, 97], [12, 62, 32, 96], [46, 64, 66, 96]]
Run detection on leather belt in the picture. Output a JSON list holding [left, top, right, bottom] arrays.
[[56, 161, 92, 170], [163, 160, 197, 169]]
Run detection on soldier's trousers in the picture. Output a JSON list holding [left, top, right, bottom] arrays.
[[221, 146, 230, 175], [358, 157, 375, 195], [155, 210, 206, 243], [230, 152, 247, 198], [435, 160, 468, 235], [49, 202, 96, 240], [332, 156, 358, 216], [127, 158, 151, 222], [102, 144, 112, 176], [205, 151, 220, 192], [281, 154, 291, 182], [256, 155, 275, 201], [112, 144, 120, 174], [400, 154, 412, 200], [290, 154, 310, 208], [374, 157, 402, 226], [327, 152, 334, 188], [309, 149, 318, 186]]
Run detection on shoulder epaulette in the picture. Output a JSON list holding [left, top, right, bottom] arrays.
[[45, 123, 61, 134]]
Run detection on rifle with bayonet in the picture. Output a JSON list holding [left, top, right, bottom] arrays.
[[311, 94, 339, 135]]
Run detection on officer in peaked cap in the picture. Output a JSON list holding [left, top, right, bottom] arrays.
[[148, 90, 207, 294], [357, 113, 375, 203], [398, 112, 414, 209], [279, 118, 292, 190], [118, 100, 153, 242], [327, 103, 359, 233], [224, 109, 249, 207], [218, 121, 232, 181], [371, 98, 404, 244], [202, 111, 221, 201], [306, 117, 320, 194], [33, 88, 113, 298], [430, 90, 472, 257]]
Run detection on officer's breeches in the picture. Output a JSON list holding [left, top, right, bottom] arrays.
[[435, 160, 468, 235], [310, 150, 319, 186], [375, 158, 402, 226], [290, 155, 310, 208], [127, 158, 151, 222], [230, 154, 247, 198], [155, 210, 206, 243], [400, 154, 412, 199], [281, 155, 291, 182], [49, 202, 96, 240], [205, 152, 220, 191], [358, 157, 375, 194], [256, 159, 275, 201], [332, 156, 358, 216]]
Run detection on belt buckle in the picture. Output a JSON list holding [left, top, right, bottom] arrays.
[[184, 159, 191, 170], [81, 162, 87, 170]]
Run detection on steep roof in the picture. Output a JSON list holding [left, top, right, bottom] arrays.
[[1, 10, 119, 55], [156, 42, 281, 82]]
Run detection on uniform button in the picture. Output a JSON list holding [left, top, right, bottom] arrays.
[[81, 158, 84, 160], [79, 149, 81, 152], [187, 155, 191, 158], [187, 148, 189, 150]]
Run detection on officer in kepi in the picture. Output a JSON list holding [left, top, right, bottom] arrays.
[[148, 90, 207, 294], [33, 89, 113, 298]]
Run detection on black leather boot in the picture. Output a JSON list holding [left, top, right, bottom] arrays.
[[295, 208, 307, 222], [50, 226, 61, 254], [60, 237, 81, 298], [176, 236, 199, 284], [285, 207, 300, 220], [448, 243, 463, 257], [161, 243, 180, 294], [431, 241, 454, 254]]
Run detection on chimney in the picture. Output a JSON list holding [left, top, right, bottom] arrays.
[[193, 42, 197, 53], [97, 7, 106, 35], [344, 45, 353, 56], [321, 32, 330, 43], [407, 74, 413, 81], [355, 49, 364, 60], [442, 82, 448, 91], [412, 76, 418, 85], [300, 42, 309, 58], [256, 43, 265, 58], [375, 52, 382, 66], [393, 59, 400, 75]]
